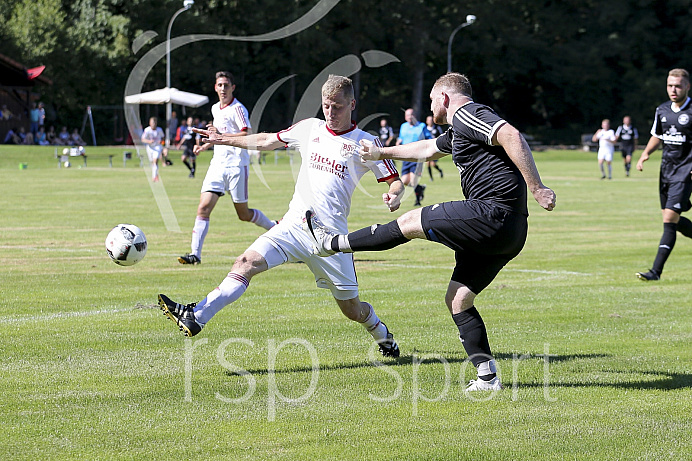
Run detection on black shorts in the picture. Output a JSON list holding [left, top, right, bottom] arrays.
[[660, 179, 692, 213], [183, 146, 196, 158], [420, 200, 528, 294], [621, 145, 634, 158]]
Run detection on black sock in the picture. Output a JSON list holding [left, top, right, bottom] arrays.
[[652, 222, 677, 274], [428, 166, 433, 180], [192, 160, 196, 172], [334, 220, 409, 252], [677, 216, 692, 238], [452, 307, 493, 369], [183, 159, 192, 171]]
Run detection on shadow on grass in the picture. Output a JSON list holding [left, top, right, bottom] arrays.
[[225, 352, 692, 390], [515, 370, 692, 390]]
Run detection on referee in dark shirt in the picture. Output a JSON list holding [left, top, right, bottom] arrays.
[[636, 68, 692, 280], [305, 73, 556, 391]]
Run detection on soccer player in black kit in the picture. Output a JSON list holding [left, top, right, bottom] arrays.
[[305, 73, 556, 391], [636, 68, 692, 281], [615, 115, 639, 177]]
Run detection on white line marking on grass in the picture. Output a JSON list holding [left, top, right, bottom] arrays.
[[0, 306, 154, 325], [360, 263, 594, 277], [504, 269, 593, 276], [0, 245, 98, 253]]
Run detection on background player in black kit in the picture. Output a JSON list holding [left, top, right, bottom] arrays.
[[636, 68, 692, 281], [305, 73, 556, 391], [176, 116, 198, 178], [615, 115, 639, 177]]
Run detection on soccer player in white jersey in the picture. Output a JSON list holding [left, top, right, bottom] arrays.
[[178, 71, 277, 265], [159, 75, 404, 357], [141, 117, 167, 182]]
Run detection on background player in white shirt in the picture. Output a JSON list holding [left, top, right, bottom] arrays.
[[178, 71, 277, 265], [140, 117, 167, 181], [592, 118, 617, 180], [159, 75, 405, 357]]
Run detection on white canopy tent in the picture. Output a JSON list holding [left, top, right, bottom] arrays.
[[124, 87, 209, 107]]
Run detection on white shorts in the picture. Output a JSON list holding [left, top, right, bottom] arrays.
[[201, 164, 249, 203], [247, 219, 359, 300], [597, 148, 613, 162], [146, 144, 162, 161]]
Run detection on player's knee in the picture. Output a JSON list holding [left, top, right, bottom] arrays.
[[445, 286, 475, 314], [231, 251, 261, 275]]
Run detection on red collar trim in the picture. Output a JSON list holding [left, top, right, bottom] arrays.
[[219, 97, 235, 110], [326, 121, 357, 136]]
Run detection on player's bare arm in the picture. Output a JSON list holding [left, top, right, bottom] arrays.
[[495, 123, 556, 211], [382, 177, 404, 212], [192, 127, 284, 151], [636, 136, 662, 171], [359, 138, 444, 162]]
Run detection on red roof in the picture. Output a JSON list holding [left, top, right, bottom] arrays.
[[0, 53, 52, 86]]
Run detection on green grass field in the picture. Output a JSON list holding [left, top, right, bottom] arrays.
[[1, 144, 690, 460]]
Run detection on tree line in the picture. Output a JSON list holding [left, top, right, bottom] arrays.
[[2, 0, 691, 145]]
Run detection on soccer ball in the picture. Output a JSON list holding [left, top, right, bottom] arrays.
[[105, 224, 147, 266]]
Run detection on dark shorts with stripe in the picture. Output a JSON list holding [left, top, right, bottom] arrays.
[[420, 200, 528, 294], [660, 179, 692, 213]]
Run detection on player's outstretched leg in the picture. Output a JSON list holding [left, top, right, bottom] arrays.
[[305, 210, 411, 257], [158, 294, 203, 337]]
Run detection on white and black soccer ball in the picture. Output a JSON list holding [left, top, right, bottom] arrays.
[[105, 224, 147, 266]]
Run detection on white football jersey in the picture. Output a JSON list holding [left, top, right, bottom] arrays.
[[277, 119, 399, 233], [211, 98, 251, 167], [142, 126, 165, 146]]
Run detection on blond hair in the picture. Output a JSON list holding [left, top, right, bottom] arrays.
[[669, 68, 690, 84], [322, 75, 354, 100]]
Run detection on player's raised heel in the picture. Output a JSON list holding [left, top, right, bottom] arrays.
[[303, 210, 337, 257], [158, 293, 202, 337]]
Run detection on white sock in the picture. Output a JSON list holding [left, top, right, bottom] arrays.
[[194, 272, 249, 325], [477, 359, 497, 377], [360, 303, 388, 341], [338, 235, 352, 252], [191, 217, 209, 258], [152, 163, 159, 180], [251, 209, 276, 230]]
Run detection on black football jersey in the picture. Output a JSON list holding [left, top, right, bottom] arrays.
[[615, 125, 638, 147], [651, 97, 692, 182], [436, 102, 528, 215]]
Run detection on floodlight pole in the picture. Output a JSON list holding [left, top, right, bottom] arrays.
[[447, 14, 476, 74], [166, 0, 194, 147]]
